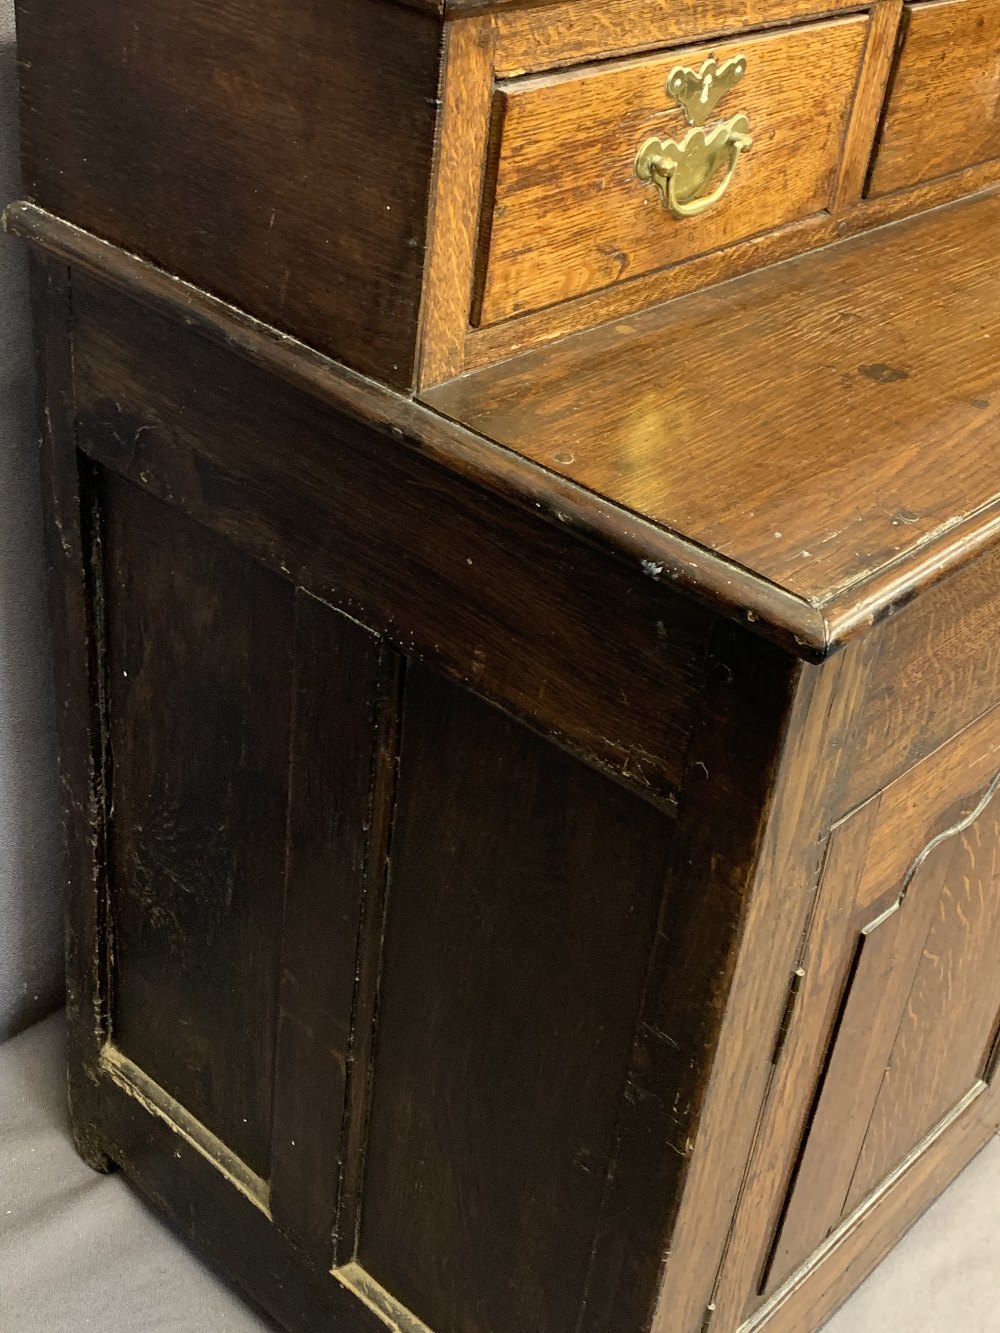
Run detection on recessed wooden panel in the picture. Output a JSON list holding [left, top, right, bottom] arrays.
[[868, 0, 1000, 197], [102, 471, 294, 1177], [761, 705, 1000, 1295], [357, 665, 673, 1333], [476, 17, 868, 326]]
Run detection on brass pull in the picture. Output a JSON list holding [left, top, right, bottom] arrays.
[[635, 115, 752, 219], [635, 55, 752, 220]]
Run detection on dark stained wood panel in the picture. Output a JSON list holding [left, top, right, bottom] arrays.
[[101, 471, 293, 1178], [425, 193, 1000, 613], [16, 0, 442, 386], [269, 592, 390, 1263], [357, 664, 673, 1333], [69, 273, 714, 803]]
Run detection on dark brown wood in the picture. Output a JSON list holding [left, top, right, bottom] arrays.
[[842, 539, 1000, 808], [356, 664, 674, 1333], [101, 473, 292, 1179], [67, 270, 716, 805], [16, 0, 443, 387], [578, 623, 798, 1333], [651, 635, 879, 1333], [28, 254, 112, 1171], [269, 593, 389, 1263]]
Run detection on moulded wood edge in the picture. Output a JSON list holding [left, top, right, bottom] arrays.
[[9, 202, 997, 664]]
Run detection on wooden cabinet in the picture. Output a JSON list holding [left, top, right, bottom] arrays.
[[7, 2, 1000, 1332]]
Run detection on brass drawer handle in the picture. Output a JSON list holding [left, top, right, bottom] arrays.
[[635, 56, 752, 220], [635, 115, 752, 219]]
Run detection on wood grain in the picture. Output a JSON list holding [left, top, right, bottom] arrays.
[[650, 637, 878, 1333], [476, 18, 868, 325], [6, 201, 837, 655], [459, 160, 1000, 374], [268, 593, 386, 1264], [830, 0, 905, 212], [101, 472, 293, 1179], [69, 271, 716, 804], [28, 256, 114, 1171], [15, 0, 443, 387], [357, 664, 673, 1333], [417, 16, 495, 387], [493, 0, 865, 76], [868, 0, 1000, 198], [742, 1082, 1000, 1332], [427, 192, 1000, 617], [705, 800, 883, 1330], [762, 705, 1000, 1295], [579, 623, 798, 1333], [842, 540, 1000, 808], [845, 777, 1000, 1210]]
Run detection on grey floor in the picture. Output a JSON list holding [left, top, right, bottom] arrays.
[[2, 1014, 999, 1332]]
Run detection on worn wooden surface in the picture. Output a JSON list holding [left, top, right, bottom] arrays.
[[13, 2, 1000, 1322], [15, 0, 443, 387], [868, 0, 1000, 198], [764, 707, 1000, 1292], [841, 540, 1000, 807], [416, 16, 496, 387], [650, 637, 878, 1333], [830, 0, 904, 212], [68, 273, 716, 805], [357, 665, 674, 1333], [476, 18, 867, 325], [4, 201, 838, 655], [428, 192, 1000, 622], [102, 474, 293, 1179], [268, 595, 388, 1264], [493, 0, 865, 74]]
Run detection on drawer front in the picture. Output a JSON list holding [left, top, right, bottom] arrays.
[[474, 16, 869, 327], [868, 0, 1000, 197]]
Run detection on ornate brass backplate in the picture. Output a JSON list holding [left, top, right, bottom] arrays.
[[667, 56, 747, 128], [635, 54, 751, 219]]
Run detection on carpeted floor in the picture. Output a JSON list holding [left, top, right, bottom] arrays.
[[2, 1013, 998, 1331]]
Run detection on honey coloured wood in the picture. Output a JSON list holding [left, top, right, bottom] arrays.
[[868, 0, 1000, 198], [426, 192, 1000, 633], [475, 16, 868, 325]]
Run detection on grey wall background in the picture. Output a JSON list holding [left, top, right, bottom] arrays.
[[0, 0, 64, 1040]]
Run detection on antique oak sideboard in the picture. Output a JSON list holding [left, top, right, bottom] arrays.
[[6, 1, 1000, 1331]]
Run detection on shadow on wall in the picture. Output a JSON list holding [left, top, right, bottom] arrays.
[[0, 1, 64, 1040]]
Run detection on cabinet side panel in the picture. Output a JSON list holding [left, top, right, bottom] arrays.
[[101, 471, 293, 1177], [16, 0, 442, 387], [356, 664, 673, 1333]]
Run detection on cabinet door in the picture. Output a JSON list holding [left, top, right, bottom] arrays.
[[761, 704, 1000, 1293]]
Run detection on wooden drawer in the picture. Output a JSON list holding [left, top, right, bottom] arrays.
[[473, 16, 869, 327], [868, 0, 1000, 197]]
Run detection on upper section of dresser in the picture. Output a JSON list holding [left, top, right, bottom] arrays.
[[14, 0, 1000, 388]]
